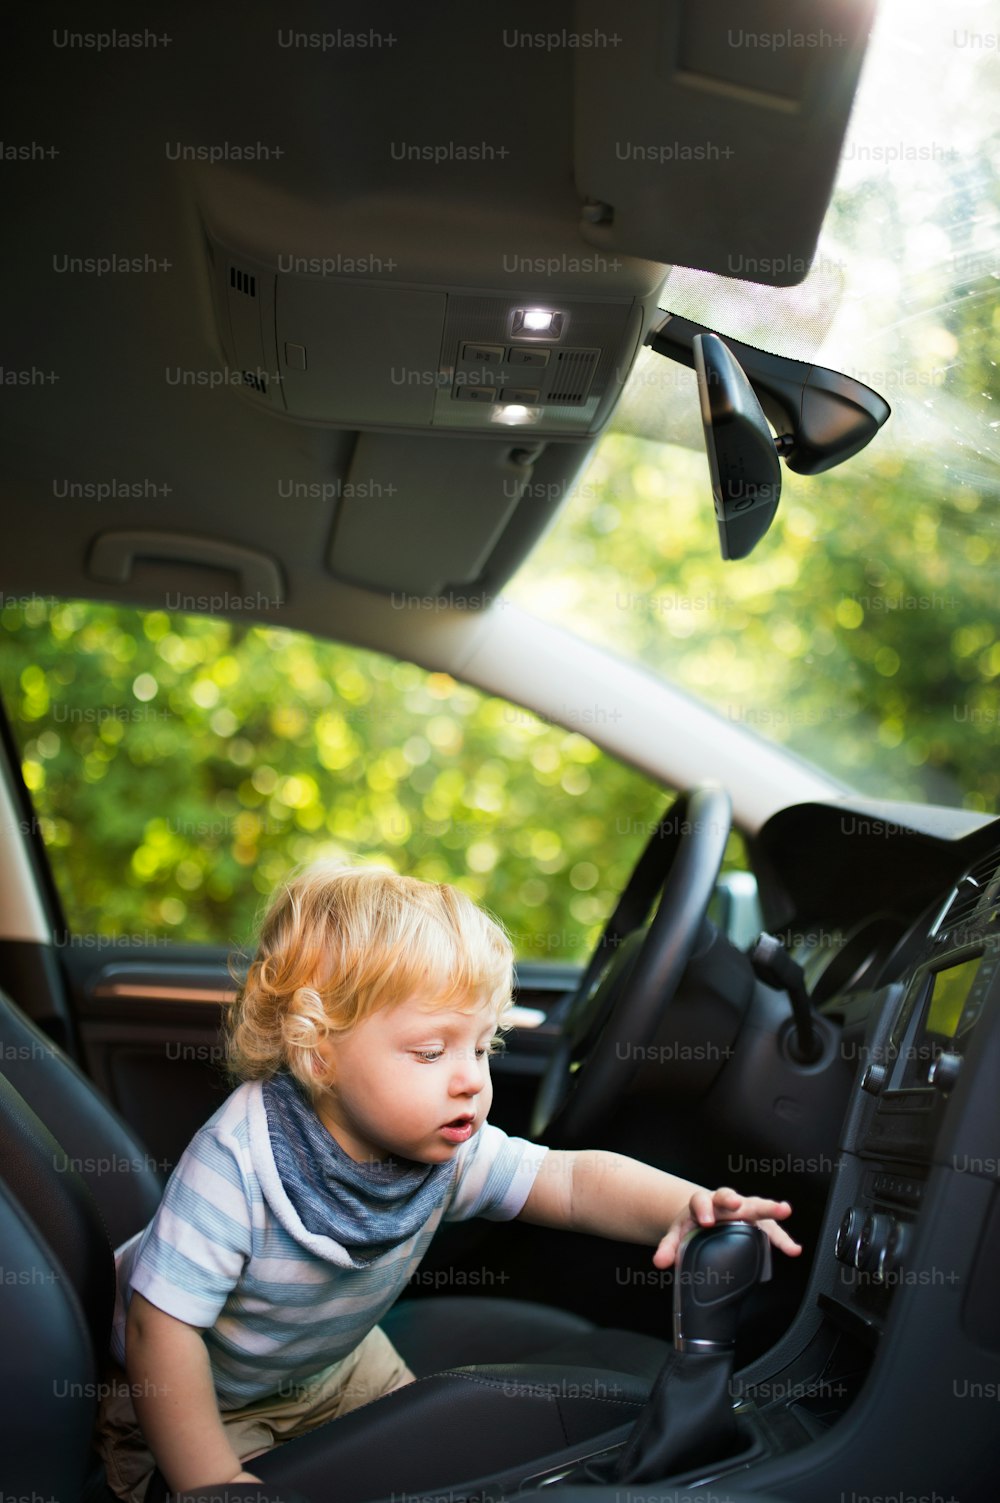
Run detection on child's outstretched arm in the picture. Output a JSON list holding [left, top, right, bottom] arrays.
[[518, 1149, 802, 1262], [125, 1291, 262, 1489]]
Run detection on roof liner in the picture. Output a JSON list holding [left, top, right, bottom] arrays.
[[4, 0, 876, 657]]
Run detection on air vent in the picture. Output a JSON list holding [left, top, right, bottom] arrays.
[[547, 348, 600, 405], [242, 369, 268, 395], [229, 266, 257, 298], [940, 846, 1000, 932]]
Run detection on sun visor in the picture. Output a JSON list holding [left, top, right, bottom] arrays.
[[327, 435, 540, 597], [573, 0, 878, 285]]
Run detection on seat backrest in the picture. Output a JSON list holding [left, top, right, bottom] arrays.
[[0, 986, 165, 1247], [0, 1068, 115, 1358], [0, 1163, 101, 1500]]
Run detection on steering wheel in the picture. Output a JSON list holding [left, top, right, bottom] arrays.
[[529, 784, 732, 1147]]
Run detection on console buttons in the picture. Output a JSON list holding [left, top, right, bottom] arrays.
[[508, 347, 550, 367], [860, 1064, 890, 1100], [884, 1220, 910, 1275], [454, 386, 497, 403], [927, 1051, 962, 1093], [836, 1207, 910, 1284], [500, 387, 541, 404], [858, 1212, 894, 1274], [835, 1207, 864, 1264], [461, 343, 505, 366], [870, 1172, 923, 1205], [874, 1220, 912, 1285], [861, 1063, 888, 1095]]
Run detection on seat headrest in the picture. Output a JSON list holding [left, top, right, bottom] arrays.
[[0, 986, 165, 1245], [0, 1069, 115, 1358]]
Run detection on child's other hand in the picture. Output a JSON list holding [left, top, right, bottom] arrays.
[[229, 1471, 264, 1483], [652, 1186, 802, 1269]]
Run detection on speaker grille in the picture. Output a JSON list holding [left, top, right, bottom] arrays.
[[548, 348, 599, 405], [230, 266, 257, 298]]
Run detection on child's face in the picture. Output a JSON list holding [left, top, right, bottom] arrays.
[[311, 994, 498, 1166]]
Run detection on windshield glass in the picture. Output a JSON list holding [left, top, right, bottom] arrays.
[[508, 0, 1000, 814]]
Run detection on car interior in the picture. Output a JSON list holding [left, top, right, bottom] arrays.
[[3, 2, 999, 1501]]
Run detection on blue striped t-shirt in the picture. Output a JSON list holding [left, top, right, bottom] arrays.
[[109, 1080, 549, 1409]]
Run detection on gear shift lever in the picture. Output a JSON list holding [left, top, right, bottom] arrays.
[[611, 1221, 772, 1483], [673, 1218, 772, 1352]]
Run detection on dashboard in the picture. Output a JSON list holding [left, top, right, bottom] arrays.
[[704, 813, 1000, 1496], [830, 844, 1000, 1320]]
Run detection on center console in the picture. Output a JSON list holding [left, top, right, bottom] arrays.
[[520, 846, 1000, 1499], [667, 845, 1000, 1500], [821, 862, 999, 1343]]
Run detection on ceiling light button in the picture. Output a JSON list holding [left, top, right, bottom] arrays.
[[455, 386, 498, 403], [460, 343, 505, 366], [508, 348, 550, 367]]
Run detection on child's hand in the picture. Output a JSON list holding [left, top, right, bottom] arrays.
[[652, 1186, 802, 1269], [229, 1471, 264, 1483]]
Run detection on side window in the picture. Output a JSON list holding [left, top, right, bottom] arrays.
[[0, 599, 680, 962]]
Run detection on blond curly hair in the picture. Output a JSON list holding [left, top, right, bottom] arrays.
[[224, 861, 515, 1099]]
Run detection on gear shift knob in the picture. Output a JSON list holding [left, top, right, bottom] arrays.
[[673, 1220, 772, 1353], [608, 1221, 773, 1483]]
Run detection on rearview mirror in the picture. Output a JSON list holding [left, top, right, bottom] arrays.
[[693, 332, 782, 561]]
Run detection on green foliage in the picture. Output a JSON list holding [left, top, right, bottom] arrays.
[[0, 599, 676, 956], [509, 435, 1000, 812]]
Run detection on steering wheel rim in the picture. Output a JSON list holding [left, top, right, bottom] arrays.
[[529, 784, 732, 1147]]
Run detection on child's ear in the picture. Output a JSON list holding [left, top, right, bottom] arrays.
[[311, 1040, 337, 1088]]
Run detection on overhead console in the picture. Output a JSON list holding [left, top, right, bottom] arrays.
[[196, 182, 668, 593], [199, 185, 665, 441], [212, 250, 650, 440]]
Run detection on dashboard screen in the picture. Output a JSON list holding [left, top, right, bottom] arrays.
[[925, 956, 981, 1039]]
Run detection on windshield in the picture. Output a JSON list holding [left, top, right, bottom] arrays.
[[508, 0, 1000, 814]]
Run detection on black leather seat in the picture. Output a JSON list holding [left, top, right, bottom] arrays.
[[0, 984, 165, 1250], [0, 990, 671, 1501]]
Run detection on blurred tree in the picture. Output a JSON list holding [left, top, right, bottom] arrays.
[[0, 599, 687, 956]]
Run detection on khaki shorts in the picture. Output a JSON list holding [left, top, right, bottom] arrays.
[[94, 1324, 416, 1503]]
